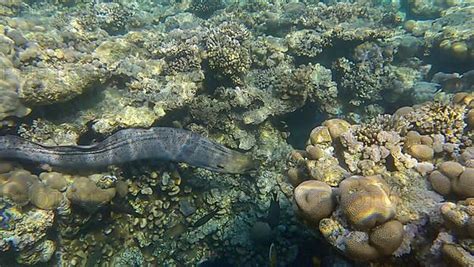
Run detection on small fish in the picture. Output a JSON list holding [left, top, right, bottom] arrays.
[[266, 191, 280, 229], [268, 242, 277, 267], [192, 207, 220, 228]]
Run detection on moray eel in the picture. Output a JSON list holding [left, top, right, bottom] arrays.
[[0, 127, 256, 173]]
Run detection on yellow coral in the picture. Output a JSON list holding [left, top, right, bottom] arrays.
[[339, 175, 396, 230], [294, 180, 335, 225]]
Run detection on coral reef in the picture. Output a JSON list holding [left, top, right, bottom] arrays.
[[1, 0, 473, 265], [0, 0, 22, 16], [189, 0, 224, 18], [206, 22, 252, 85], [405, 5, 474, 65], [289, 92, 474, 265]]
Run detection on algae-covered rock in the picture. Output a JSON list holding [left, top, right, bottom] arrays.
[[0, 56, 30, 120], [111, 246, 144, 266], [0, 89, 31, 120], [19, 64, 105, 106], [16, 239, 56, 265]]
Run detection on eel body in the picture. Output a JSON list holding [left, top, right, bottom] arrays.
[[0, 127, 255, 173]]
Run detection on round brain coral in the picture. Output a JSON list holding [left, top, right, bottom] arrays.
[[322, 119, 351, 139], [428, 171, 452, 196], [294, 180, 335, 225], [344, 231, 380, 261], [452, 168, 474, 198], [309, 126, 332, 145], [343, 219, 404, 261], [369, 220, 404, 256], [439, 161, 464, 179], [339, 175, 396, 230]]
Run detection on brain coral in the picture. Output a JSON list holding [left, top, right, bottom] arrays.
[[339, 175, 397, 230], [0, 170, 37, 206], [294, 180, 335, 225], [29, 183, 64, 210]]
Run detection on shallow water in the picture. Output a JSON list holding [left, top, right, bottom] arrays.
[[0, 0, 473, 266]]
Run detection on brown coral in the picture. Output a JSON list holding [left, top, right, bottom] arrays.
[[309, 126, 332, 145], [66, 177, 116, 212], [294, 180, 335, 225], [439, 161, 464, 179], [369, 220, 404, 256], [428, 171, 452, 196], [440, 201, 474, 238], [401, 101, 466, 143], [339, 175, 396, 230], [452, 168, 474, 198], [29, 183, 64, 210], [442, 243, 474, 266], [0, 170, 37, 205], [343, 220, 404, 261], [407, 144, 434, 161], [344, 232, 380, 261], [39, 172, 68, 192], [206, 22, 251, 85], [430, 163, 474, 198], [323, 119, 351, 140]]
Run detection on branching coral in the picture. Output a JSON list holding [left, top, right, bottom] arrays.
[[206, 22, 251, 85]]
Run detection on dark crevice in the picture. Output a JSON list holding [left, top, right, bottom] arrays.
[[279, 102, 327, 150]]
